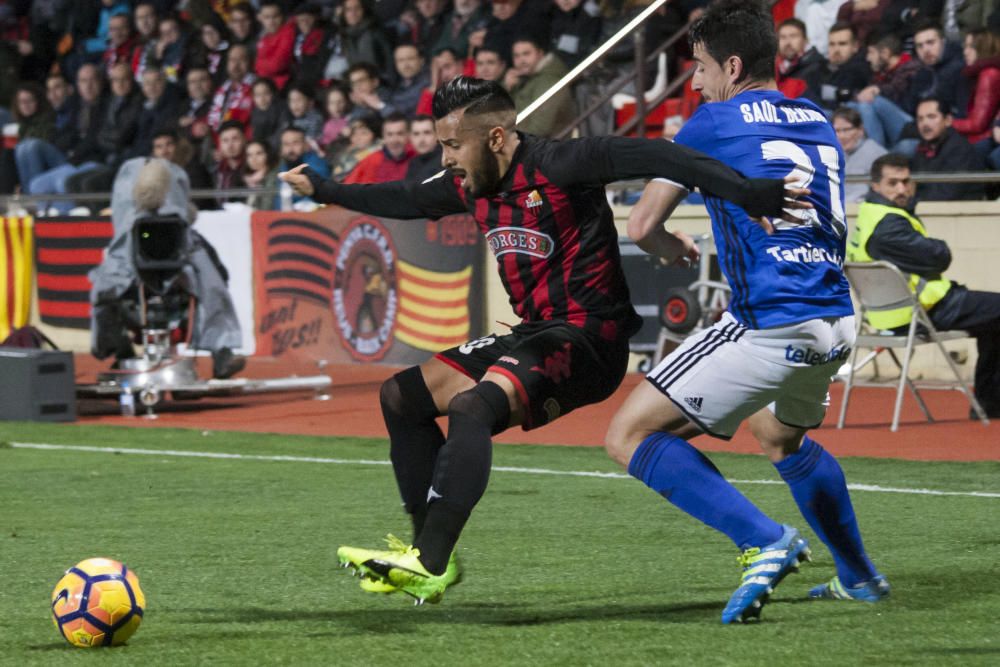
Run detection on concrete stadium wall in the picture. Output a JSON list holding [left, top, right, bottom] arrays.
[[483, 199, 1000, 381]]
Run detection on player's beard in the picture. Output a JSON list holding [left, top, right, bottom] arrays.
[[466, 140, 502, 198]]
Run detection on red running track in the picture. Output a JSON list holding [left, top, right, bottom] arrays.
[[73, 357, 998, 462]]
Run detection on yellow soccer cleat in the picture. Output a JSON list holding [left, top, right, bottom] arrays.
[[338, 535, 462, 605]]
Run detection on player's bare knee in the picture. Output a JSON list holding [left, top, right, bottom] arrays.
[[604, 418, 641, 467], [751, 420, 804, 462]]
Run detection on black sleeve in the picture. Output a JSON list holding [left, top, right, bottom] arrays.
[[541, 136, 786, 219], [306, 167, 467, 220], [866, 213, 952, 278]]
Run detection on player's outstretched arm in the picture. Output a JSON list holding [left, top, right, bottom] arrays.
[[548, 136, 805, 220], [278, 164, 466, 220], [626, 180, 699, 266]]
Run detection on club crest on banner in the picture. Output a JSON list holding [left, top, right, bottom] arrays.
[[333, 218, 398, 361]]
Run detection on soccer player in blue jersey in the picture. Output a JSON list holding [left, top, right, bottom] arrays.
[[604, 0, 888, 624]]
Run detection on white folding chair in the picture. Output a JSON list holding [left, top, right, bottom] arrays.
[[837, 261, 990, 431]]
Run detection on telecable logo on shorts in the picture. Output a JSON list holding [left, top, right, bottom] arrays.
[[784, 345, 851, 365]]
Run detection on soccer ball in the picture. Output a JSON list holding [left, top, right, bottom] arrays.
[[51, 557, 146, 648]]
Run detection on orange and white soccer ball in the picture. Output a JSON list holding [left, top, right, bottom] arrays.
[[51, 558, 146, 648]]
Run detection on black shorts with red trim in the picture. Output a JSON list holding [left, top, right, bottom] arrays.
[[435, 321, 629, 431]]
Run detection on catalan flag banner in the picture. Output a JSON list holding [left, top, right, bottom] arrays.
[[33, 217, 114, 329], [396, 260, 472, 352], [252, 209, 482, 364], [0, 216, 35, 340]]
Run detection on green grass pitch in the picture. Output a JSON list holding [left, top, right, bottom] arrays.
[[2, 422, 999, 665]]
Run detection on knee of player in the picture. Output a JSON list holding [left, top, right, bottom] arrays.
[[603, 417, 634, 466], [380, 366, 437, 424], [378, 374, 403, 415], [447, 382, 512, 434]]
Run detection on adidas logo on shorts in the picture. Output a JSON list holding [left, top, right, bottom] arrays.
[[684, 396, 704, 413]]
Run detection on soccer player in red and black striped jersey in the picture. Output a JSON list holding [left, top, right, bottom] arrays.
[[279, 76, 806, 604]]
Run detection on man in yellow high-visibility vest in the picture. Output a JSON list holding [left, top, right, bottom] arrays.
[[848, 153, 1000, 418]]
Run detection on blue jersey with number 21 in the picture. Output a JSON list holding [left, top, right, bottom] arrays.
[[673, 89, 854, 329]]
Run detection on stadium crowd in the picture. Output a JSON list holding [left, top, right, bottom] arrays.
[[0, 0, 998, 210]]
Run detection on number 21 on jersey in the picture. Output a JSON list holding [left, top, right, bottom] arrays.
[[761, 140, 847, 238]]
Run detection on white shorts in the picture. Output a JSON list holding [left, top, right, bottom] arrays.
[[646, 312, 855, 439]]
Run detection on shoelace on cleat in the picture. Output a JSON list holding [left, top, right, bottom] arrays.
[[383, 534, 411, 553], [737, 547, 762, 570]]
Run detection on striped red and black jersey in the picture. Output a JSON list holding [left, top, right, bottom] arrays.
[[308, 133, 786, 340]]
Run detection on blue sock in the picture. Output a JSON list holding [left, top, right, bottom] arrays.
[[775, 436, 877, 587], [628, 432, 783, 550]]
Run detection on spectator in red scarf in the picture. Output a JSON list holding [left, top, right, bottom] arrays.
[[102, 13, 138, 77], [208, 43, 254, 133]]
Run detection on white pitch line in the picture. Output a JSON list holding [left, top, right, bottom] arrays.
[[9, 442, 1000, 499]]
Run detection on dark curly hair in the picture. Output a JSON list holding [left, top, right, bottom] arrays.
[[688, 0, 777, 84]]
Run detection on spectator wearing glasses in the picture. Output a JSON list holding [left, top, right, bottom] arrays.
[[832, 106, 887, 202]]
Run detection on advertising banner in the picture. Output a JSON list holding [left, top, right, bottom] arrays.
[[251, 207, 483, 365], [33, 217, 113, 329]]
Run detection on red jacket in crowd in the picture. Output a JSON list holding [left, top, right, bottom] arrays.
[[344, 145, 417, 184], [255, 20, 296, 90], [952, 57, 1000, 144]]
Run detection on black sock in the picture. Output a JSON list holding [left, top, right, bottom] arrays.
[[381, 367, 444, 538], [414, 381, 510, 574]]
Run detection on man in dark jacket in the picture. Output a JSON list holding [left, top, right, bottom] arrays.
[[775, 18, 826, 99], [851, 32, 923, 148], [849, 153, 1000, 417], [911, 97, 986, 201], [910, 21, 965, 114], [66, 62, 144, 202], [804, 22, 871, 112], [27, 63, 108, 211], [403, 114, 442, 183]]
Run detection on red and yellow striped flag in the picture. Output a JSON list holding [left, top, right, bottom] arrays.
[[0, 215, 34, 341], [396, 259, 472, 352]]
